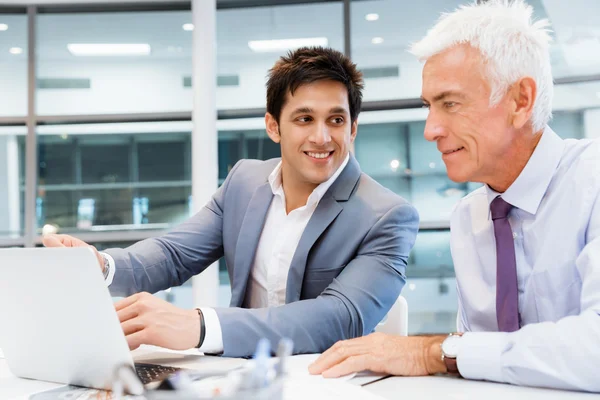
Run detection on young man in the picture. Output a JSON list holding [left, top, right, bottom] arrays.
[[44, 47, 419, 358], [310, 1, 600, 392]]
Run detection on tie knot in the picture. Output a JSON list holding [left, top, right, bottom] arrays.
[[491, 196, 513, 220]]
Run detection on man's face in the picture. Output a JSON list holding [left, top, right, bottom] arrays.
[[266, 80, 357, 187], [421, 44, 516, 183]]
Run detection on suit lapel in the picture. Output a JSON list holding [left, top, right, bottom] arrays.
[[230, 182, 273, 307], [285, 195, 342, 303], [285, 155, 362, 303]]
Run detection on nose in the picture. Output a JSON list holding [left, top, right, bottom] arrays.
[[309, 122, 332, 146], [423, 109, 447, 142]]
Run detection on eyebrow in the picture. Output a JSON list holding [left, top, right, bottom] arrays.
[[421, 91, 465, 103], [290, 106, 349, 116]]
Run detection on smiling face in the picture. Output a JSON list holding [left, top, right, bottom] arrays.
[[265, 79, 357, 190], [421, 44, 518, 184]]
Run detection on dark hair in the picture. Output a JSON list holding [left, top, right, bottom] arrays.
[[266, 46, 364, 124]]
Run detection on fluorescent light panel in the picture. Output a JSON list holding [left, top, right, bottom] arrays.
[[67, 44, 151, 56], [248, 37, 328, 53], [365, 13, 379, 21], [0, 24, 8, 31]]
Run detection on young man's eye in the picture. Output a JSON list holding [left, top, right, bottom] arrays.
[[297, 116, 312, 123], [330, 117, 344, 124]]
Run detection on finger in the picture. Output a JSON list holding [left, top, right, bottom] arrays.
[[56, 234, 89, 247], [309, 343, 353, 374], [309, 336, 370, 374], [322, 355, 370, 379], [121, 316, 146, 336], [42, 234, 66, 248], [117, 302, 140, 323], [114, 294, 140, 312], [126, 329, 147, 351]]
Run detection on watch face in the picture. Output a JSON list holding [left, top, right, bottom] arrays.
[[442, 335, 461, 358]]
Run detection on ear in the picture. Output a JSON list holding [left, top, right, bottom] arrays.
[[265, 112, 281, 144], [350, 120, 358, 143], [511, 77, 537, 130]]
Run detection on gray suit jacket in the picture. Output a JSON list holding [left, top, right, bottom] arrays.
[[106, 154, 419, 357]]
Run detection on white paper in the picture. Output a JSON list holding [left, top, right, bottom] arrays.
[[281, 354, 356, 381]]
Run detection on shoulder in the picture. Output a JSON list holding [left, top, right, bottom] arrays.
[[555, 138, 600, 196], [225, 158, 280, 187], [350, 173, 419, 223]]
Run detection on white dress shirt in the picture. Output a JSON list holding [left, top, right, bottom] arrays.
[[451, 127, 600, 391], [105, 154, 350, 354]]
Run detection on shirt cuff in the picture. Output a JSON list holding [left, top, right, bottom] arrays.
[[457, 331, 510, 383], [198, 307, 224, 354], [100, 252, 116, 287]]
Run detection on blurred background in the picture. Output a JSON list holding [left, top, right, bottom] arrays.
[[0, 0, 598, 334]]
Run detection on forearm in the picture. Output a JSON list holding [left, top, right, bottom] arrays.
[[106, 206, 225, 297], [214, 294, 362, 357]]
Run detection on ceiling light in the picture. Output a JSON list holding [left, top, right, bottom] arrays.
[[248, 37, 328, 53], [0, 24, 8, 31], [371, 37, 384, 45], [390, 159, 400, 170], [408, 283, 416, 291], [429, 162, 436, 169], [67, 44, 151, 56], [365, 13, 379, 21], [182, 23, 194, 31], [9, 47, 22, 55], [596, 91, 600, 99]]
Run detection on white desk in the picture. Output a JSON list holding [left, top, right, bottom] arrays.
[[364, 375, 599, 400], [0, 349, 597, 400]]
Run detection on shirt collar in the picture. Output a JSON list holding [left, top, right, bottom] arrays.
[[484, 126, 565, 216], [268, 153, 350, 206]]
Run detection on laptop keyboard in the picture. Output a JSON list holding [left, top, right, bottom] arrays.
[[135, 363, 181, 384]]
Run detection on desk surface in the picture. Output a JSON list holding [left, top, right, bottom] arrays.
[[365, 375, 599, 400], [0, 348, 596, 400]]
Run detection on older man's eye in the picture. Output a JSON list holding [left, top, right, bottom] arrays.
[[444, 102, 457, 109]]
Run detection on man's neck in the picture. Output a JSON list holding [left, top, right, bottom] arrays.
[[486, 128, 544, 193], [280, 164, 318, 214]]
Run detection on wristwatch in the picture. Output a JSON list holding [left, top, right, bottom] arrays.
[[441, 332, 463, 376]]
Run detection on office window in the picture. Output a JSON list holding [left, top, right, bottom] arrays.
[[0, 11, 27, 117], [218, 128, 281, 183], [216, 1, 344, 110], [350, 0, 463, 102], [350, 0, 600, 109], [36, 10, 193, 115], [31, 123, 194, 233]]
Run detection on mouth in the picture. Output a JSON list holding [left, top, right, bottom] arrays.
[[304, 151, 334, 160], [441, 146, 465, 155]]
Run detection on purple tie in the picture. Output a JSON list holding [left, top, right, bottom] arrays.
[[491, 196, 519, 332]]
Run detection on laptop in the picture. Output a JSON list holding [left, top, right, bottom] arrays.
[[0, 247, 180, 391]]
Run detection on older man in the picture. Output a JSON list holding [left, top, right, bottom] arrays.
[[310, 0, 600, 392]]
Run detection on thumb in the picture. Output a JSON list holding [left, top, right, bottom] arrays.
[[42, 234, 66, 248]]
